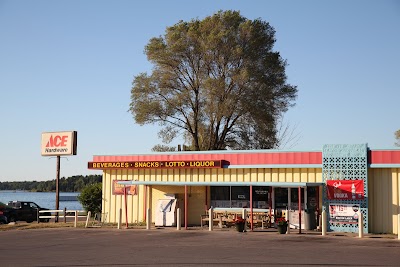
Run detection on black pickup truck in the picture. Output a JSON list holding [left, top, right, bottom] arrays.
[[6, 201, 51, 223]]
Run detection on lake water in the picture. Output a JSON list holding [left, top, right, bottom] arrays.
[[0, 191, 83, 211]]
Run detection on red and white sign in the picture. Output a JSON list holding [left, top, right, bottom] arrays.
[[327, 180, 364, 200], [41, 131, 77, 156], [329, 204, 360, 224]]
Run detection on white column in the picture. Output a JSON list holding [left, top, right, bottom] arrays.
[[322, 210, 327, 236], [286, 209, 290, 234], [242, 208, 247, 232], [209, 208, 213, 231], [146, 208, 151, 230], [176, 208, 181, 230], [117, 208, 122, 229], [358, 211, 363, 238], [74, 210, 78, 228]]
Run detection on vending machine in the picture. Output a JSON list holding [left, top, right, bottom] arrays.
[[155, 194, 178, 227]]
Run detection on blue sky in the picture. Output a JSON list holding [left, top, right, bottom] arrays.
[[0, 0, 399, 182]]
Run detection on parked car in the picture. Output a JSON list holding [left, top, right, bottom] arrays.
[[0, 201, 14, 224], [0, 214, 8, 224], [6, 201, 51, 223]]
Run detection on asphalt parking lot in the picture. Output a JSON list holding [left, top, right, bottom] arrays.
[[1, 227, 400, 267]]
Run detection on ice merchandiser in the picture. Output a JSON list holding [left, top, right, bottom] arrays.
[[155, 194, 178, 227]]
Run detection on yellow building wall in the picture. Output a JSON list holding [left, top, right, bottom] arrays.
[[102, 167, 323, 225], [102, 169, 145, 224], [368, 168, 400, 234]]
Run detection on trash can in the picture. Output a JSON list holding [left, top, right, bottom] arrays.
[[305, 209, 317, 230]]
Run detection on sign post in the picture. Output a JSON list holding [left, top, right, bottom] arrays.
[[41, 131, 77, 222], [55, 155, 60, 222]]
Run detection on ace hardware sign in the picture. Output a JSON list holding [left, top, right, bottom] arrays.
[[41, 131, 77, 156]]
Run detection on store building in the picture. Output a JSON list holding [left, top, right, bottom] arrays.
[[88, 144, 400, 234]]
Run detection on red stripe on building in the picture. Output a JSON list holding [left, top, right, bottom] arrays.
[[92, 151, 323, 166], [369, 150, 400, 164]]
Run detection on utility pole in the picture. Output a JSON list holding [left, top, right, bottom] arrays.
[[55, 155, 60, 222]]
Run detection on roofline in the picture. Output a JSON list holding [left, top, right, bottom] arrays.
[[92, 148, 322, 157]]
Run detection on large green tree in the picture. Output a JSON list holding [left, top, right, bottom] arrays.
[[130, 10, 297, 151]]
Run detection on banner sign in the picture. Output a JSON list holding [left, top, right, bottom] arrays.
[[88, 160, 222, 170], [112, 180, 137, 195], [329, 204, 360, 224], [326, 180, 364, 200]]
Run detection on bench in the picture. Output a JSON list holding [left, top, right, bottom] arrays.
[[200, 208, 275, 228]]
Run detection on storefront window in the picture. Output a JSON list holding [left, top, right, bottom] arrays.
[[210, 186, 270, 209], [274, 187, 288, 209], [210, 186, 318, 211], [290, 188, 305, 210], [252, 186, 269, 208], [307, 186, 318, 211]]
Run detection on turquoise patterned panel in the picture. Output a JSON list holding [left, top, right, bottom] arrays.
[[322, 144, 368, 233]]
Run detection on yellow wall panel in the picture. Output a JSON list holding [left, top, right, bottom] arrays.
[[256, 168, 264, 182], [271, 169, 279, 182], [308, 169, 316, 183], [369, 168, 400, 234], [250, 169, 257, 182], [243, 169, 250, 182], [191, 169, 199, 182], [395, 168, 400, 233], [265, 168, 272, 182], [293, 168, 300, 182], [286, 169, 293, 183], [224, 168, 230, 182], [211, 169, 218, 182], [278, 169, 286, 182]]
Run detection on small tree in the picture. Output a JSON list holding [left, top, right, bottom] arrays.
[[78, 183, 102, 215]]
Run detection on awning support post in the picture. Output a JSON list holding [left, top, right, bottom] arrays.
[[298, 186, 302, 234], [250, 185, 253, 231], [184, 185, 188, 230], [124, 186, 128, 229]]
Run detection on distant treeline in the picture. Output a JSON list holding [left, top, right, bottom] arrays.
[[0, 175, 102, 192]]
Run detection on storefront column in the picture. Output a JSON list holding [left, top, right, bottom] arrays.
[[250, 185, 253, 231], [184, 185, 188, 230], [143, 185, 147, 221], [304, 186, 308, 211], [271, 187, 275, 211], [124, 186, 128, 228], [204, 186, 208, 211], [316, 186, 320, 216], [298, 186, 302, 234], [268, 187, 273, 226]]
